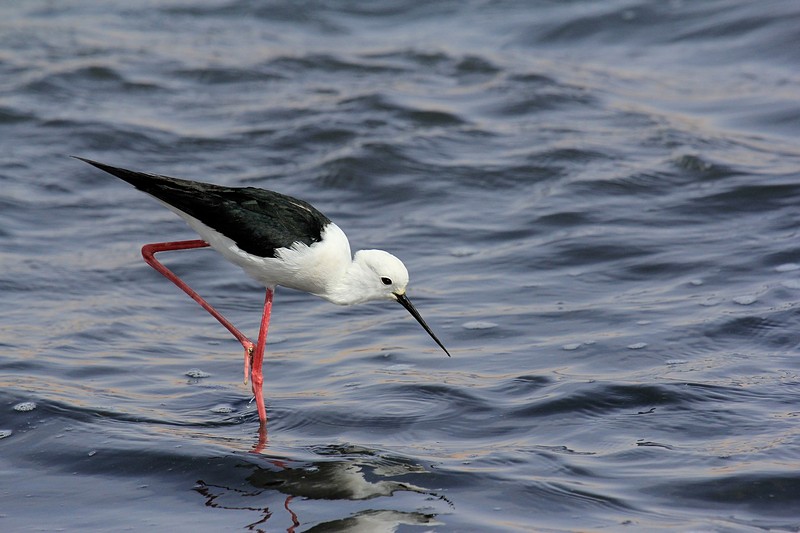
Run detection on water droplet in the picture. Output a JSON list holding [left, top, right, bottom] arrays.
[[88, 450, 97, 457], [0, 430, 12, 439], [210, 404, 235, 414], [185, 369, 211, 378], [562, 343, 582, 351], [627, 342, 648, 350], [733, 295, 757, 305]]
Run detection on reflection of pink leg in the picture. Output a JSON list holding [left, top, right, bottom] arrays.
[[141, 239, 255, 366], [250, 289, 273, 424], [252, 421, 268, 454], [285, 495, 299, 533]]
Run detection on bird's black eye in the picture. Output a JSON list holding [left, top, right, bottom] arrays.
[[381, 277, 393, 285]]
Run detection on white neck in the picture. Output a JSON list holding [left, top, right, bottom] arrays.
[[320, 254, 375, 305]]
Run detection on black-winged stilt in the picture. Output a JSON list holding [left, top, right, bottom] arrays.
[[76, 157, 449, 424]]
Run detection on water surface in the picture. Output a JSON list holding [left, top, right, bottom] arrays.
[[2, 1, 800, 531]]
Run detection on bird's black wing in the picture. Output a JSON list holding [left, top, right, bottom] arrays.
[[76, 158, 331, 258]]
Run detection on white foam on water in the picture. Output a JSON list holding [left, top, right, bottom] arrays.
[[733, 295, 757, 305], [13, 402, 36, 412], [462, 321, 498, 330]]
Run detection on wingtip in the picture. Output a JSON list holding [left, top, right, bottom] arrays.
[[72, 156, 133, 179], [71, 155, 102, 168]]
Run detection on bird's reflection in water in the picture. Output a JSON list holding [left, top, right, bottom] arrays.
[[193, 420, 451, 532]]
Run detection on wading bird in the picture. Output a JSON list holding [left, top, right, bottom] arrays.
[[76, 158, 449, 424]]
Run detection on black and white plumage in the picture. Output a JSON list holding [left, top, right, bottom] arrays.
[[93, 162, 332, 259], [76, 157, 449, 424]]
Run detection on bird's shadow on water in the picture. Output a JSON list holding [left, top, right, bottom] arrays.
[[192, 421, 452, 532]]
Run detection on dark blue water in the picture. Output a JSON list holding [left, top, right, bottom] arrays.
[[3, 1, 800, 531]]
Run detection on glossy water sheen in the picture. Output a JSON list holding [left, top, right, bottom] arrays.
[[2, 1, 800, 531]]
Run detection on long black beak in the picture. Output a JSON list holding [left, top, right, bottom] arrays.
[[395, 292, 450, 357]]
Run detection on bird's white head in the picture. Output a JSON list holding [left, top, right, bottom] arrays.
[[351, 249, 410, 303], [321, 248, 450, 357], [340, 249, 450, 357]]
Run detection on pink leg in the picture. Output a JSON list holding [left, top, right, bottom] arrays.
[[250, 288, 273, 425], [141, 240, 255, 373]]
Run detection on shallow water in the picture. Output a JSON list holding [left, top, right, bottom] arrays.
[[2, 1, 800, 531]]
